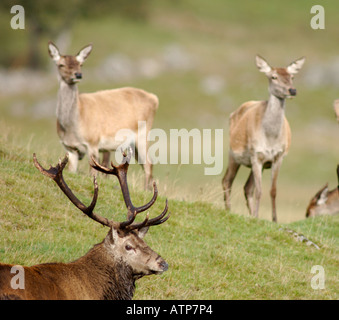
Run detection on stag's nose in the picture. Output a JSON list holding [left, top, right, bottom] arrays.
[[75, 72, 82, 79], [159, 260, 169, 272], [289, 88, 297, 96]]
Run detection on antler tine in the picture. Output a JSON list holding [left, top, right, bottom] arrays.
[[90, 149, 132, 176], [146, 199, 170, 226], [123, 212, 150, 230], [33, 153, 111, 228], [126, 199, 170, 231], [90, 150, 158, 221]]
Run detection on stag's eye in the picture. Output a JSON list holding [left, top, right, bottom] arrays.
[[125, 245, 133, 251], [271, 75, 278, 80]]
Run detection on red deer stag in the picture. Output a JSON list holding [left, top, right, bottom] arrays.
[[306, 165, 339, 218], [0, 152, 169, 300], [222, 55, 305, 222], [48, 41, 158, 189]]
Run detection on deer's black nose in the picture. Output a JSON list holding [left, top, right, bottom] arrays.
[[159, 260, 169, 271], [75, 72, 82, 79], [289, 88, 297, 96]]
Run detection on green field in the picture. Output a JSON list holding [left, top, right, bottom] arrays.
[[0, 0, 338, 299], [0, 127, 338, 299]]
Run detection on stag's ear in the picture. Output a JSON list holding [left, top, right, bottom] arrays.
[[138, 226, 149, 239], [76, 44, 93, 64], [48, 41, 61, 62], [109, 227, 120, 244]]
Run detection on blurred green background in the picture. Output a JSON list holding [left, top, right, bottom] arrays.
[[0, 0, 338, 223]]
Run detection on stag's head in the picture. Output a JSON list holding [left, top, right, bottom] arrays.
[[256, 55, 305, 99], [106, 226, 168, 277], [48, 41, 92, 85], [33, 151, 169, 279]]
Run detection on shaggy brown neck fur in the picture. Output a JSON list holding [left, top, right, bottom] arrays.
[[73, 239, 136, 300]]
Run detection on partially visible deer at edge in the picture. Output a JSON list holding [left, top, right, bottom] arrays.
[[306, 102, 339, 218], [48, 41, 158, 189], [306, 165, 339, 218], [222, 55, 305, 222], [334, 99, 339, 122], [0, 152, 169, 300]]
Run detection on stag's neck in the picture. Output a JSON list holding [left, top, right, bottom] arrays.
[[57, 80, 80, 130], [74, 241, 136, 300], [262, 94, 286, 138]]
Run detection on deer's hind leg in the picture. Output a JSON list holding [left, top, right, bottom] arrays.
[[222, 155, 240, 211]]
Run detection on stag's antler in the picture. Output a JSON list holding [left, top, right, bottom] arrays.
[[33, 153, 111, 227], [90, 150, 169, 231], [33, 152, 169, 231]]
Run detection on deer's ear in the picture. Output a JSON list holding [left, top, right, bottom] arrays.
[[109, 227, 120, 244], [138, 226, 149, 239], [316, 185, 329, 205], [76, 44, 93, 64], [255, 55, 272, 74], [48, 41, 61, 62], [287, 57, 306, 75]]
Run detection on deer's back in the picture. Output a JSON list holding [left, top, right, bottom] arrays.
[[77, 87, 159, 146], [78, 87, 158, 123]]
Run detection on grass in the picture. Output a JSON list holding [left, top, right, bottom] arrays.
[[0, 127, 338, 300], [0, 1, 338, 300]]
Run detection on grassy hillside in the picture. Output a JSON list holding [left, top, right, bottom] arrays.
[[0, 0, 338, 300], [0, 128, 337, 299]]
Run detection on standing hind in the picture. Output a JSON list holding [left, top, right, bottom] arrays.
[[222, 55, 305, 222]]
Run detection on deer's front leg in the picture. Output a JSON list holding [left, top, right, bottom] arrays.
[[67, 150, 79, 173], [244, 170, 255, 215], [251, 157, 263, 218], [270, 157, 283, 223], [88, 147, 100, 176]]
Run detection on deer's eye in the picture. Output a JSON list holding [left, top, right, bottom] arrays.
[[271, 75, 278, 80], [125, 245, 133, 251], [58, 64, 65, 68]]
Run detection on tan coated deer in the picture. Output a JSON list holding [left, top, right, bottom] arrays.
[[48, 41, 159, 189], [0, 152, 169, 300], [222, 55, 305, 222], [306, 165, 339, 218]]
